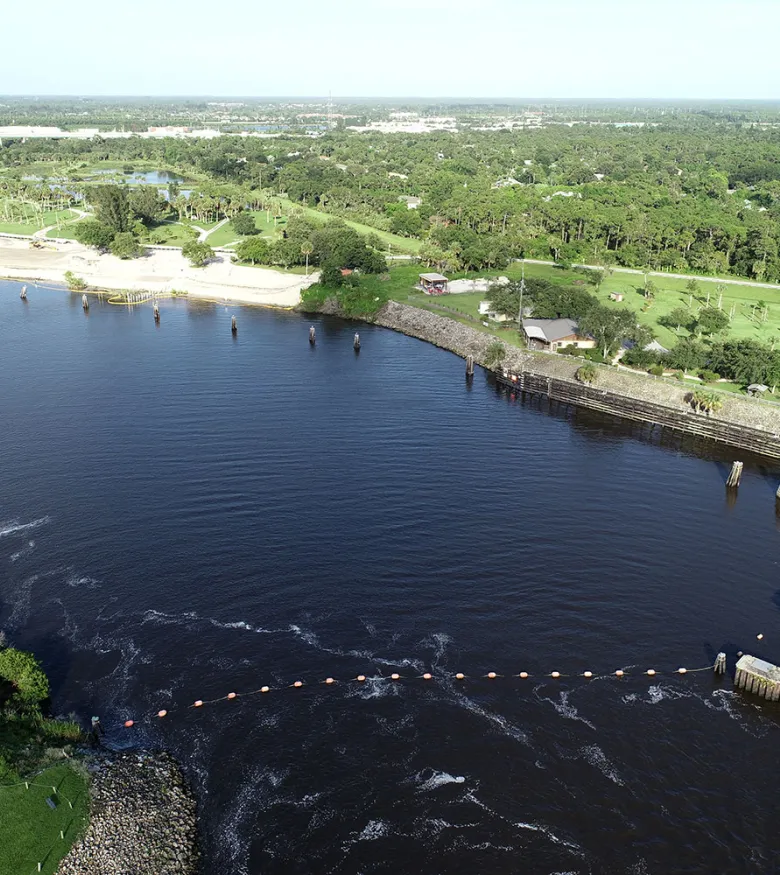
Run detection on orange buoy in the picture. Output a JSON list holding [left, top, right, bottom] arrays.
[[391, 673, 400, 680], [423, 672, 432, 680], [194, 700, 203, 707], [678, 668, 687, 674], [157, 710, 167, 718], [293, 681, 303, 688], [227, 692, 237, 699], [487, 671, 497, 679], [519, 671, 528, 679], [583, 671, 593, 678], [646, 669, 656, 676], [615, 670, 624, 677], [325, 677, 335, 685], [261, 685, 270, 693], [551, 671, 560, 679], [757, 633, 764, 640], [357, 675, 366, 682], [124, 720, 134, 728], [455, 672, 465, 680]]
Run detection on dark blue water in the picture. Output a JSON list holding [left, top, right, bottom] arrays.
[[1, 281, 779, 874]]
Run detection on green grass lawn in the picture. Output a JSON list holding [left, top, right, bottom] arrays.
[[0, 763, 89, 875], [208, 212, 280, 248], [0, 208, 80, 236], [360, 262, 780, 359], [278, 198, 422, 254]]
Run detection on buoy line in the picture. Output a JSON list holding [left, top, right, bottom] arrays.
[[111, 662, 721, 729]]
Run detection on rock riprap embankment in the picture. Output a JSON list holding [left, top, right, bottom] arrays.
[[56, 752, 198, 875]]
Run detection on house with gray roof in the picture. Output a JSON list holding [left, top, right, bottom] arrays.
[[522, 318, 596, 352]]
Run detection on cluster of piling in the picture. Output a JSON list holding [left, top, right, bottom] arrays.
[[734, 654, 780, 701]]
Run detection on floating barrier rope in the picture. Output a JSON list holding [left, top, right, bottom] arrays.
[[105, 661, 724, 729]]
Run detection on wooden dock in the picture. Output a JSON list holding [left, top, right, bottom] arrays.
[[734, 654, 780, 701], [494, 370, 780, 460]]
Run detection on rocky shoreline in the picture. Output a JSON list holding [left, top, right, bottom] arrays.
[[56, 751, 198, 875], [363, 300, 780, 436]]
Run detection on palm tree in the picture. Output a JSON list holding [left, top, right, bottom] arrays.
[[301, 242, 314, 276]]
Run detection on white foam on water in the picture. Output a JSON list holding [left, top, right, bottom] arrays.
[[536, 688, 596, 730], [579, 744, 625, 786], [463, 790, 583, 856], [358, 819, 389, 841], [218, 764, 270, 875], [9, 540, 35, 562], [6, 574, 37, 629], [415, 769, 466, 791], [66, 573, 101, 589], [448, 689, 530, 746], [0, 515, 50, 539], [345, 675, 399, 700], [702, 688, 775, 736]]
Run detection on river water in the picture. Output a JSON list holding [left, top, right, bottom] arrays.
[[1, 281, 778, 874]]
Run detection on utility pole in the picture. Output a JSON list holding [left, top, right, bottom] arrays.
[[518, 261, 527, 345]]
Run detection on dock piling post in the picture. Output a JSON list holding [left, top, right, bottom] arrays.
[[466, 355, 475, 377], [153, 303, 160, 323], [354, 333, 360, 351], [20, 285, 27, 300], [309, 326, 316, 346], [726, 461, 743, 488], [81, 294, 89, 311], [715, 652, 727, 675], [231, 315, 237, 334]]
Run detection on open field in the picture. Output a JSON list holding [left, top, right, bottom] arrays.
[[0, 763, 89, 875], [0, 208, 79, 236], [358, 262, 780, 361], [208, 211, 280, 248]]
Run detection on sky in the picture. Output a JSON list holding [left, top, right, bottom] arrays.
[[3, 0, 780, 99]]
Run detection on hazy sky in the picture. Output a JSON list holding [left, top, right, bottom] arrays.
[[4, 0, 780, 98]]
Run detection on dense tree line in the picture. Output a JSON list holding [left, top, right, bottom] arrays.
[[7, 119, 780, 278]]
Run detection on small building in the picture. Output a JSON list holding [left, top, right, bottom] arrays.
[[398, 195, 421, 210], [478, 301, 511, 322], [522, 318, 595, 352], [609, 292, 624, 302], [747, 383, 769, 396], [419, 273, 449, 295]]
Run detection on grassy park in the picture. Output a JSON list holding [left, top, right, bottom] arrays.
[[0, 207, 81, 236], [0, 763, 89, 875]]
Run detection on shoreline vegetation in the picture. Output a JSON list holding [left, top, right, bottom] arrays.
[[0, 637, 198, 875]]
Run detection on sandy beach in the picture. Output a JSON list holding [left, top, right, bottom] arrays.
[[0, 237, 318, 307]]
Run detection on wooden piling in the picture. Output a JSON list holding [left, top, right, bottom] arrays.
[[714, 652, 727, 675], [466, 355, 475, 377], [354, 333, 360, 351], [231, 315, 237, 334], [19, 285, 27, 300], [153, 303, 160, 323], [726, 461, 743, 488], [309, 326, 316, 345], [734, 654, 780, 701], [82, 294, 89, 311]]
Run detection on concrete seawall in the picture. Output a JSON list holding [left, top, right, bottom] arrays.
[[371, 301, 780, 458]]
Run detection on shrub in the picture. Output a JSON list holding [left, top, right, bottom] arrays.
[[484, 340, 506, 369], [690, 388, 724, 415], [110, 232, 143, 260], [231, 212, 259, 236], [699, 369, 720, 383], [74, 220, 115, 250], [576, 363, 598, 384], [182, 240, 214, 267], [648, 364, 665, 376], [0, 647, 49, 708], [63, 271, 86, 291], [674, 371, 684, 380]]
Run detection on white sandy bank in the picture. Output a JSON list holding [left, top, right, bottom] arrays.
[[0, 237, 318, 308]]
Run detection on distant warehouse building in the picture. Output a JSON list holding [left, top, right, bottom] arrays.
[[522, 318, 595, 352]]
